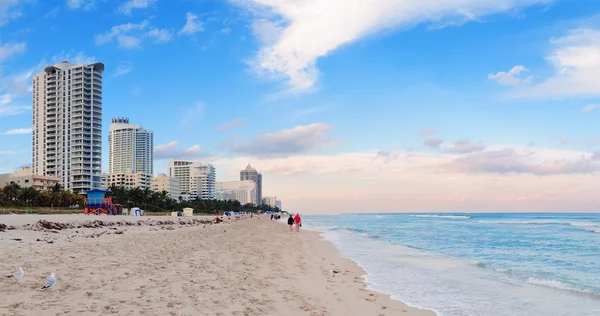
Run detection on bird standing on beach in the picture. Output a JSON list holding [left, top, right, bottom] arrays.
[[330, 269, 341, 277], [42, 272, 56, 289], [6, 267, 24, 282]]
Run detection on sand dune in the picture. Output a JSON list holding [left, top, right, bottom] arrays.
[[0, 215, 434, 315]]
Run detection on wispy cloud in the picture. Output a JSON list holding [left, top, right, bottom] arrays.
[[113, 62, 133, 77], [0, 0, 33, 26], [419, 129, 437, 137], [118, 0, 156, 15], [45, 6, 60, 18], [223, 123, 339, 158], [237, 0, 549, 92], [182, 102, 204, 125], [95, 20, 172, 49], [4, 128, 31, 135], [66, 0, 95, 11], [0, 42, 26, 63], [583, 103, 600, 112], [217, 119, 245, 132], [52, 51, 96, 65], [178, 12, 204, 36], [443, 139, 486, 154], [154, 141, 208, 160]]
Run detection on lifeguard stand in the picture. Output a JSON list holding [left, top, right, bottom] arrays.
[[84, 189, 119, 215]]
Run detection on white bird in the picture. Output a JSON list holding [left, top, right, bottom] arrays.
[[330, 269, 341, 277], [6, 267, 24, 282], [42, 272, 56, 289]]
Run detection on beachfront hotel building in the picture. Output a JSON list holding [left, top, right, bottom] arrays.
[[276, 200, 282, 210], [216, 180, 257, 205], [106, 172, 152, 190], [32, 60, 104, 193], [0, 167, 61, 191], [240, 164, 262, 205], [262, 196, 277, 207], [152, 173, 181, 199], [168, 159, 215, 199], [108, 117, 153, 175], [108, 117, 153, 189]]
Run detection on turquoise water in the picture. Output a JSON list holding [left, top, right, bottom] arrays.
[[303, 213, 600, 316]]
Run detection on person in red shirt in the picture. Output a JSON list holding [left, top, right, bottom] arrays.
[[294, 213, 302, 232]]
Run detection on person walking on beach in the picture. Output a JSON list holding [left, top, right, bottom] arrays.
[[287, 214, 294, 231], [294, 213, 302, 232]]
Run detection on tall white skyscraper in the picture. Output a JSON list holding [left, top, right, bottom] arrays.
[[32, 60, 104, 193], [168, 159, 216, 199], [108, 117, 153, 175]]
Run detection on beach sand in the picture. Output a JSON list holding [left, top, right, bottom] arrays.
[[0, 215, 434, 316]]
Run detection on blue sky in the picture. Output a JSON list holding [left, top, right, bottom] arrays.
[[1, 0, 600, 213]]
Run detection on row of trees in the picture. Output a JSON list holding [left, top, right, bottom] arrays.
[[0, 183, 84, 208], [0, 183, 282, 214], [107, 185, 282, 213]]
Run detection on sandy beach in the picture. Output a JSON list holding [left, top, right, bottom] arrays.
[[0, 214, 434, 316]]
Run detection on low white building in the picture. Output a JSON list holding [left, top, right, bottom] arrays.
[[152, 173, 181, 199], [216, 180, 257, 205], [107, 172, 152, 190], [0, 167, 61, 191]]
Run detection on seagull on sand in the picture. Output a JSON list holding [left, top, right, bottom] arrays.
[[42, 272, 56, 289], [6, 267, 24, 282]]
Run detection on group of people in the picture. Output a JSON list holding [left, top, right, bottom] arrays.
[[287, 213, 302, 232]]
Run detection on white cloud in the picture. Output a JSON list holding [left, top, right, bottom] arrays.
[[488, 65, 530, 86], [224, 123, 339, 158], [582, 103, 600, 112], [154, 141, 207, 160], [52, 51, 96, 65], [509, 28, 600, 98], [66, 0, 95, 11], [217, 119, 245, 132], [443, 139, 486, 154], [118, 0, 156, 15], [419, 129, 437, 137], [95, 20, 172, 48], [113, 62, 132, 77], [146, 28, 173, 43], [178, 12, 204, 36], [182, 102, 204, 125], [0, 0, 33, 26], [0, 42, 26, 62], [236, 0, 550, 92], [4, 128, 31, 135]]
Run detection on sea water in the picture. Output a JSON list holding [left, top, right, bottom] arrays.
[[303, 213, 600, 316]]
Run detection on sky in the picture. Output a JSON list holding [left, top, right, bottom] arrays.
[[1, 0, 600, 214]]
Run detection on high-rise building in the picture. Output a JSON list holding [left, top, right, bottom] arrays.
[[108, 117, 153, 176], [216, 180, 257, 205], [240, 164, 262, 205], [168, 159, 215, 199], [276, 200, 282, 210], [32, 60, 104, 193], [152, 173, 181, 199]]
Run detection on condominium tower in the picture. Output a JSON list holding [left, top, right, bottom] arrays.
[[168, 159, 215, 199], [108, 117, 153, 189], [240, 164, 262, 205], [32, 61, 104, 193]]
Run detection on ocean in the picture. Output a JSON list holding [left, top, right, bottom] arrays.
[[302, 213, 600, 316]]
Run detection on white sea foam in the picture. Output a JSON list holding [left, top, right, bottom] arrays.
[[411, 215, 470, 219], [526, 278, 598, 296], [319, 226, 600, 316]]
